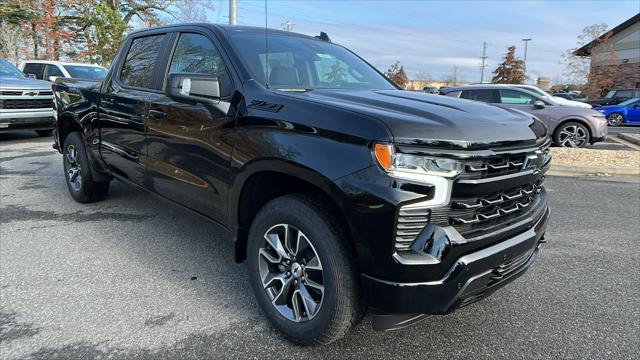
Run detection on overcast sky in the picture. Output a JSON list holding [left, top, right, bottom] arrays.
[[205, 0, 639, 82]]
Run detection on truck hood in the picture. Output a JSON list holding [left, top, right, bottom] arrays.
[[286, 89, 541, 149], [0, 76, 52, 90]]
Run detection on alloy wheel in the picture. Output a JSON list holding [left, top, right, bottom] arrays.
[[558, 125, 588, 148], [65, 145, 82, 191], [607, 113, 624, 126], [258, 224, 324, 322]]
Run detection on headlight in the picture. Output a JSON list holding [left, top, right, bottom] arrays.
[[373, 143, 462, 178]]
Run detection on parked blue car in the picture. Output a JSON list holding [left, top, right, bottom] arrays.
[[595, 98, 640, 126]]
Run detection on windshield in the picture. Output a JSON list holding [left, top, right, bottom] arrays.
[[519, 86, 552, 100], [618, 98, 640, 106], [0, 60, 25, 78], [229, 33, 395, 90], [63, 65, 107, 79]]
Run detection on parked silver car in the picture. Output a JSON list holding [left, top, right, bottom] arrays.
[[0, 59, 55, 136], [441, 84, 607, 147]]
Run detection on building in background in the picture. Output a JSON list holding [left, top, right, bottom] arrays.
[[574, 13, 640, 99]]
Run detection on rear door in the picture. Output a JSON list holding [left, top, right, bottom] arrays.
[[144, 31, 237, 221], [99, 33, 169, 184]]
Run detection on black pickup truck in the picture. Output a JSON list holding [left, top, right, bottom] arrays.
[[53, 24, 551, 345]]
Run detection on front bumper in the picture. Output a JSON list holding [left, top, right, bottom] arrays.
[[362, 205, 549, 315], [0, 109, 55, 132]]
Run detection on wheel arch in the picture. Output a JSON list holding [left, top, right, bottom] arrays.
[[230, 160, 358, 264], [56, 111, 83, 149]]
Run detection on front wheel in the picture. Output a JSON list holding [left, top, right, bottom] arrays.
[[62, 132, 110, 203], [607, 113, 624, 126], [247, 194, 362, 345], [554, 122, 590, 148]]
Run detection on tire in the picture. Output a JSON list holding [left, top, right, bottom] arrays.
[[553, 122, 590, 148], [62, 132, 110, 203], [607, 113, 624, 127], [35, 129, 53, 137], [247, 194, 362, 345]]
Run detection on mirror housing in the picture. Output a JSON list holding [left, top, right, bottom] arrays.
[[533, 100, 545, 109], [165, 73, 220, 101], [48, 76, 58, 82]]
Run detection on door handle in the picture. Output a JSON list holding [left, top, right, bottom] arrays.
[[149, 110, 167, 119]]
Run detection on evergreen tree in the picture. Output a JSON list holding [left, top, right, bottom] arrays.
[[492, 46, 525, 84]]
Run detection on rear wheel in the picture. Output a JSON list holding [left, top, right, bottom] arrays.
[[607, 113, 624, 126], [63, 132, 110, 203], [247, 194, 362, 345], [35, 129, 53, 137], [554, 122, 590, 148]]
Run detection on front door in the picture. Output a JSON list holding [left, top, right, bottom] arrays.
[[145, 32, 236, 222], [99, 33, 169, 184]]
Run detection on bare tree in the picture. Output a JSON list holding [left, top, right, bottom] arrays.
[[385, 61, 408, 88], [444, 66, 463, 86], [561, 23, 608, 85], [164, 0, 215, 24]]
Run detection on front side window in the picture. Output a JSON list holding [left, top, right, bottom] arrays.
[[615, 90, 632, 98], [499, 89, 535, 105], [228, 32, 395, 90], [120, 34, 166, 89], [44, 64, 64, 79], [169, 33, 232, 97], [64, 65, 107, 79]]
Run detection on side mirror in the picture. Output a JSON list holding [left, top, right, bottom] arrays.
[[165, 73, 220, 101], [533, 100, 545, 109], [25, 73, 37, 79], [48, 76, 58, 82]]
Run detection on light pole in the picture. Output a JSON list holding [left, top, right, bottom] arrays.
[[522, 38, 532, 82], [229, 0, 237, 25]]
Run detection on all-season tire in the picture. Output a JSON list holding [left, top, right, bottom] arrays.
[[62, 132, 110, 203], [35, 129, 53, 137], [247, 194, 362, 345], [607, 113, 624, 126], [553, 122, 590, 148]]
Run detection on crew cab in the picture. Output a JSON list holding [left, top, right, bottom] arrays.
[[52, 24, 551, 345], [20, 60, 107, 82]]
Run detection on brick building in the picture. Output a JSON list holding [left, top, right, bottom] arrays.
[[574, 13, 640, 99]]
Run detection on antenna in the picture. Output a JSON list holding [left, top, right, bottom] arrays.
[[264, 0, 269, 88]]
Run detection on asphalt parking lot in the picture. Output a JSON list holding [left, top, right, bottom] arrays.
[[1, 133, 639, 359]]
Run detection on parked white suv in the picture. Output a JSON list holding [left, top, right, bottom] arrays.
[[19, 60, 107, 82]]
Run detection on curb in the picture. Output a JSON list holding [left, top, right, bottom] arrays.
[[617, 133, 640, 146], [549, 163, 640, 177]]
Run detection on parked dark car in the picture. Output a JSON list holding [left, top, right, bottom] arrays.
[[587, 88, 640, 106], [52, 24, 550, 345], [594, 98, 640, 126], [0, 59, 55, 136], [552, 92, 587, 102], [442, 84, 608, 148], [422, 86, 439, 94]]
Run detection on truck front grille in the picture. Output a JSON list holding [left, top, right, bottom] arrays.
[[0, 98, 53, 109], [449, 177, 545, 235]]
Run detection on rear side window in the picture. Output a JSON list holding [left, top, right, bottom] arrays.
[[44, 64, 64, 79], [615, 90, 633, 98], [168, 33, 233, 97], [461, 89, 497, 103], [23, 63, 45, 79], [120, 34, 166, 89], [444, 90, 461, 98]]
